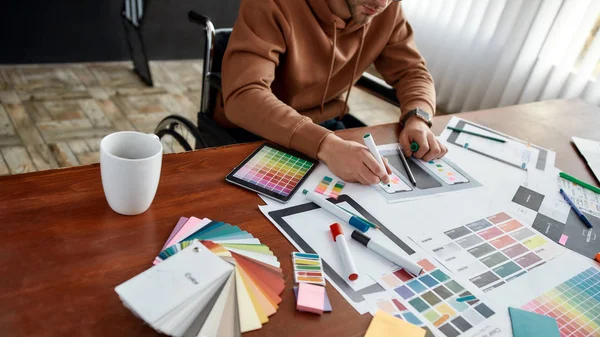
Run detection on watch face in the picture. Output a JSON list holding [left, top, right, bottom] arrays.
[[416, 108, 431, 121]]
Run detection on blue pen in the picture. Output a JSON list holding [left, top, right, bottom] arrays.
[[559, 189, 593, 229], [302, 189, 370, 232]]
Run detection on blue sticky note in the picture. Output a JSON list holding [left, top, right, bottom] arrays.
[[509, 307, 560, 337], [293, 286, 332, 312]]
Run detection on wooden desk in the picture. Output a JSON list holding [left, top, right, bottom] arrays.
[[1, 99, 598, 337]]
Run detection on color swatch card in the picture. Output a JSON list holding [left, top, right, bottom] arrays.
[[292, 252, 326, 286], [226, 143, 317, 202], [509, 307, 560, 337], [362, 291, 434, 337], [380, 172, 412, 194], [314, 176, 346, 199], [365, 310, 427, 337], [420, 159, 469, 185], [117, 216, 286, 335], [373, 255, 498, 337], [413, 212, 563, 293], [521, 267, 600, 337]]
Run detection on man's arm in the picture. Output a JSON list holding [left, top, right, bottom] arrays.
[[222, 0, 331, 159], [373, 4, 446, 161], [373, 4, 436, 117]]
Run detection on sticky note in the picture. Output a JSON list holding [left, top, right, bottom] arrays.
[[293, 286, 332, 312], [365, 310, 426, 337], [296, 283, 325, 315], [509, 307, 560, 337]]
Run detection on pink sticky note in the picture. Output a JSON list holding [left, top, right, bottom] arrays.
[[559, 234, 568, 245], [297, 283, 325, 315]]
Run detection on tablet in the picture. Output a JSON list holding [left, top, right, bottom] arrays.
[[226, 143, 318, 203]]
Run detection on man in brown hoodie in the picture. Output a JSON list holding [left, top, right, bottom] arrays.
[[220, 0, 447, 185]]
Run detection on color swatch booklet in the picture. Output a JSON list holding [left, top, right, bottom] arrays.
[[116, 216, 285, 336]]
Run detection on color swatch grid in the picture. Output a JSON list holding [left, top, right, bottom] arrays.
[[521, 267, 600, 337], [422, 159, 468, 185], [414, 212, 562, 293], [233, 146, 314, 197], [377, 258, 496, 337], [314, 176, 346, 199]]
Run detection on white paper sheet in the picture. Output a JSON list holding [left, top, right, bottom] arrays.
[[442, 116, 556, 172], [572, 136, 600, 182]]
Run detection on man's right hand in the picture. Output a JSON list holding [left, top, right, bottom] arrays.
[[317, 134, 392, 185]]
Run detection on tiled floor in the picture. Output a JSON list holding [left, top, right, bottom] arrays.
[[0, 60, 400, 176]]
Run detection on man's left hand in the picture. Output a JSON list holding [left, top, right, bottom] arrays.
[[399, 116, 448, 161]]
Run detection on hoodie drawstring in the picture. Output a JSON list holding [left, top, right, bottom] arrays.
[[320, 23, 367, 120], [320, 21, 338, 115], [340, 26, 366, 120]]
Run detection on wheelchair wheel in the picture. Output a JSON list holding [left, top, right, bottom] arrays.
[[154, 115, 207, 153]]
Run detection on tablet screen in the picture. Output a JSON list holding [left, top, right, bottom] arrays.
[[226, 143, 318, 202]]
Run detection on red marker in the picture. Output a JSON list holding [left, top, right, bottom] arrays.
[[330, 223, 359, 281]]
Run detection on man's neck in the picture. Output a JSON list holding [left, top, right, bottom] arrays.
[[327, 0, 352, 20]]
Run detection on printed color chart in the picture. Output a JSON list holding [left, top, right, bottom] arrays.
[[414, 212, 562, 293], [231, 145, 314, 198], [521, 267, 600, 337], [376, 258, 496, 337]]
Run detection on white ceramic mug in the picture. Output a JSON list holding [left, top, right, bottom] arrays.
[[100, 131, 163, 215]]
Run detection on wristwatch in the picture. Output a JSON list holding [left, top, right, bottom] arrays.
[[399, 107, 432, 129]]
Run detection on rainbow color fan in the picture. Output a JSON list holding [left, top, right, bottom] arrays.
[[115, 217, 285, 336]]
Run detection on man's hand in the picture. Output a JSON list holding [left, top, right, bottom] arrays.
[[399, 116, 448, 161], [317, 134, 392, 185]]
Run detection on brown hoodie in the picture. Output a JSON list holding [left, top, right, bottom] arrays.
[[219, 0, 435, 158]]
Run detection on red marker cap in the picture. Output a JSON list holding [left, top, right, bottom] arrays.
[[595, 253, 600, 263], [330, 223, 343, 241]]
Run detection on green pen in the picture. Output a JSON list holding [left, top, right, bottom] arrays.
[[446, 126, 506, 143], [560, 172, 600, 194]]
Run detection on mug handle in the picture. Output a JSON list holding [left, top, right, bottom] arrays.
[[147, 133, 160, 142]]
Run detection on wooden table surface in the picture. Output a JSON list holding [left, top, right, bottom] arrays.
[[1, 99, 599, 337]]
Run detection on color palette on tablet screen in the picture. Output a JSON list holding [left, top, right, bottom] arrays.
[[232, 146, 314, 197], [521, 267, 600, 337]]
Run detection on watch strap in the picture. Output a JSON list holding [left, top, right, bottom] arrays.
[[400, 108, 432, 128]]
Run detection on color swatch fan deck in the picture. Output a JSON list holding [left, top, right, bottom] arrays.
[[115, 217, 285, 336]]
